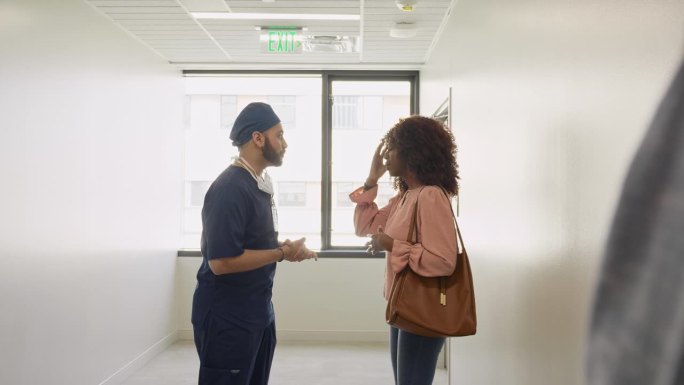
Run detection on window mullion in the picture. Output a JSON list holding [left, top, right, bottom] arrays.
[[321, 73, 332, 250]]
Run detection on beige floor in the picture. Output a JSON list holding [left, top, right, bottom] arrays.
[[119, 340, 447, 385]]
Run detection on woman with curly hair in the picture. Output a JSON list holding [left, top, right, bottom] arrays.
[[349, 115, 459, 385]]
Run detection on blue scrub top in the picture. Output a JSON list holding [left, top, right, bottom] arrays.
[[192, 165, 277, 331]]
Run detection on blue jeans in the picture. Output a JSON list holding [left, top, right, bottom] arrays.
[[390, 326, 446, 385]]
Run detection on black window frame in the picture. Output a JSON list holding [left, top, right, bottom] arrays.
[[180, 70, 419, 258]]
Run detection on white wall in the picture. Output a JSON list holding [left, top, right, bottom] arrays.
[[0, 1, 184, 384], [177, 257, 389, 341], [420, 1, 684, 384]]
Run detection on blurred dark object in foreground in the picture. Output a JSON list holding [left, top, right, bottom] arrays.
[[587, 58, 684, 385]]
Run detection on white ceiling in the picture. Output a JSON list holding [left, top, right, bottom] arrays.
[[86, 0, 456, 69]]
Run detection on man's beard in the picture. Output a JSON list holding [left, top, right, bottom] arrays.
[[263, 137, 284, 166]]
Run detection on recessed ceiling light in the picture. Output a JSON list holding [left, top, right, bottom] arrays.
[[390, 22, 417, 38], [191, 12, 360, 21], [255, 26, 309, 31]]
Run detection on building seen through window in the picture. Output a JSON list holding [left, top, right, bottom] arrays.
[[329, 80, 411, 246], [278, 182, 306, 207], [182, 75, 413, 251]]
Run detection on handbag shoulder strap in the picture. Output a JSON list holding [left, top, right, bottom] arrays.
[[438, 187, 467, 253], [406, 186, 467, 253], [406, 187, 425, 243]]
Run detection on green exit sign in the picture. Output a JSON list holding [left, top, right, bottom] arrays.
[[261, 28, 302, 54]]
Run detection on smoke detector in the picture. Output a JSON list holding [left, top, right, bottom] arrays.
[[389, 22, 417, 38], [396, 0, 418, 11]]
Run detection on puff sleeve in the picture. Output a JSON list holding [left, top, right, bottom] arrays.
[[349, 185, 399, 236]]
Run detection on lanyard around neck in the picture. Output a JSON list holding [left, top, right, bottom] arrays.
[[233, 157, 278, 231], [235, 157, 263, 181]]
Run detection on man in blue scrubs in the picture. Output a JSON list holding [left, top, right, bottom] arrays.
[[192, 102, 316, 385]]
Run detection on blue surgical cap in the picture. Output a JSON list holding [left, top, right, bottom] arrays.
[[229, 102, 281, 147]]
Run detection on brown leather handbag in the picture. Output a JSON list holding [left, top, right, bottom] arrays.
[[385, 189, 477, 337]]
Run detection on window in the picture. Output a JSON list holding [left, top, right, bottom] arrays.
[[328, 79, 413, 247], [190, 181, 211, 207], [335, 182, 356, 208], [268, 95, 296, 126], [182, 72, 417, 254], [332, 96, 362, 129], [183, 75, 322, 249], [278, 182, 306, 207], [376, 181, 396, 206], [332, 96, 385, 130], [220, 96, 238, 130]]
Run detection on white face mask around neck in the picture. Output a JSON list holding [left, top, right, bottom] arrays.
[[234, 157, 274, 196]]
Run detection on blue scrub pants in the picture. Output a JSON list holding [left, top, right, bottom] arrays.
[[194, 314, 276, 385], [390, 326, 445, 385]]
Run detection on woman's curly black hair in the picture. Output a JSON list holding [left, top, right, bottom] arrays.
[[383, 115, 459, 195]]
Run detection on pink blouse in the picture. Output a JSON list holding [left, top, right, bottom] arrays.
[[349, 185, 458, 299]]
